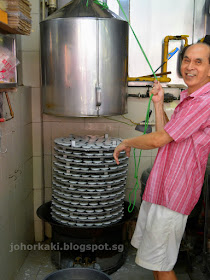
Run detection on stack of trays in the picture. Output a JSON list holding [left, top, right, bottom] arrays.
[[51, 134, 128, 227]]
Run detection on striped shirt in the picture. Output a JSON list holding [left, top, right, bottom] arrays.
[[143, 82, 210, 215]]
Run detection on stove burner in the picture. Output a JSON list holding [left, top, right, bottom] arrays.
[[37, 201, 137, 274]]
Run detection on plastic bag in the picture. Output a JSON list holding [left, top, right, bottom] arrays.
[[0, 46, 20, 82]]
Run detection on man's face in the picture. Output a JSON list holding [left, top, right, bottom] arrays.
[[181, 44, 210, 94]]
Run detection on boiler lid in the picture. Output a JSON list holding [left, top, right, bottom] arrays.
[[42, 0, 125, 21]]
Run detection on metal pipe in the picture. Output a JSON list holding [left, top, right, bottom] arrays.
[[48, 0, 57, 15], [42, 0, 46, 20], [48, 0, 57, 8], [128, 35, 189, 83], [127, 71, 171, 82], [162, 35, 189, 81], [96, 19, 101, 115], [127, 76, 171, 82]]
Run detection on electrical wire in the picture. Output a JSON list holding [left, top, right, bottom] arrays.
[[104, 116, 134, 126], [122, 115, 138, 125], [104, 115, 155, 127]]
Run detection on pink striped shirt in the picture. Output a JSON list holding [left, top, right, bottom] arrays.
[[143, 82, 210, 215]]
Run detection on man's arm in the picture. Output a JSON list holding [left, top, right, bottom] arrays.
[[154, 103, 169, 131], [113, 81, 173, 164], [151, 80, 169, 131], [113, 129, 173, 164]]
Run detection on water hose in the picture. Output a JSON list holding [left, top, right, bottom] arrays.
[[86, 0, 108, 9]]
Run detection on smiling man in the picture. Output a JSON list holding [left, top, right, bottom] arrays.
[[113, 42, 210, 280], [181, 43, 210, 93]]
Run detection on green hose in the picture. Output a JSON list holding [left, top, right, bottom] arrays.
[[128, 95, 153, 213], [86, 0, 108, 9]]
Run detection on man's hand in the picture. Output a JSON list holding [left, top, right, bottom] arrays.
[[150, 80, 164, 104], [113, 142, 131, 165]]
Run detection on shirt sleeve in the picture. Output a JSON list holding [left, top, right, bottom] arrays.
[[164, 96, 210, 143]]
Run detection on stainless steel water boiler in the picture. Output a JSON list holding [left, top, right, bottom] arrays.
[[40, 0, 128, 117]]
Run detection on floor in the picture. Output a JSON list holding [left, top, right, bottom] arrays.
[[14, 241, 210, 280]]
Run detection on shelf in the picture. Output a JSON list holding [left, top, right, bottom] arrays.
[[0, 83, 17, 92], [0, 21, 22, 35]]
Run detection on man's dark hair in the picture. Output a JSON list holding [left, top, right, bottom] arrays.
[[203, 35, 210, 46], [180, 44, 191, 61], [180, 42, 210, 64]]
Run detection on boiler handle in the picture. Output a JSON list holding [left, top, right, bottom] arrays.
[[96, 87, 102, 107]]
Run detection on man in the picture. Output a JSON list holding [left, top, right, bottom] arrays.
[[113, 43, 210, 280]]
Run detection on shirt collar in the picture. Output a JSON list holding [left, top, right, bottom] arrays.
[[180, 82, 210, 101]]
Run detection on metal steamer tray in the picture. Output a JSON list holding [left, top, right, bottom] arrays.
[[51, 135, 128, 227]]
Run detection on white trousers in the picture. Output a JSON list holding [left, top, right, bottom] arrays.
[[131, 201, 188, 271]]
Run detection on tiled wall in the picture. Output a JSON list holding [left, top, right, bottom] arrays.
[[17, 1, 44, 242], [0, 86, 34, 280]]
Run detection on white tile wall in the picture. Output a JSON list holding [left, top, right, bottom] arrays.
[[33, 156, 43, 189], [21, 51, 40, 87], [23, 158, 33, 190], [23, 123, 33, 162], [43, 121, 52, 155], [44, 187, 52, 202], [20, 87, 32, 125], [0, 87, 34, 280], [31, 0, 40, 14], [50, 121, 86, 140], [33, 189, 43, 221], [34, 220, 44, 242], [21, 14, 40, 52], [44, 155, 52, 189], [32, 123, 42, 156], [31, 88, 42, 122]]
